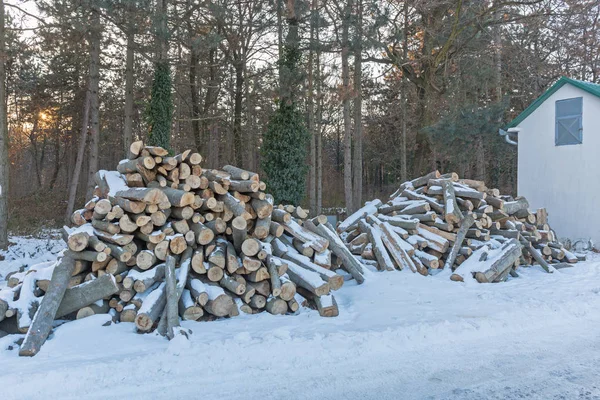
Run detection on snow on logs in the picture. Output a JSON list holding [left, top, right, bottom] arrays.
[[339, 170, 582, 282], [6, 142, 361, 355]]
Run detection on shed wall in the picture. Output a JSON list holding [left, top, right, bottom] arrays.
[[517, 84, 600, 243]]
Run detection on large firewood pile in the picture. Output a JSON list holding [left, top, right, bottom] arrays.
[[1, 141, 366, 355], [339, 171, 584, 283]]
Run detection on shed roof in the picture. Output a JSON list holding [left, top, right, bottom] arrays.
[[506, 77, 600, 128]]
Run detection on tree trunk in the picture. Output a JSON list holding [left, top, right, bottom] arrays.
[[475, 134, 485, 181], [315, 13, 322, 214], [123, 29, 135, 158], [29, 114, 43, 187], [64, 88, 91, 224], [307, 0, 316, 214], [189, 44, 201, 151], [341, 0, 353, 214], [148, 0, 172, 149], [233, 61, 244, 166], [494, 11, 502, 102], [202, 48, 218, 166], [86, 9, 102, 200], [277, 0, 283, 93], [400, 0, 409, 182], [0, 0, 7, 250], [48, 90, 63, 190], [352, 0, 363, 211]]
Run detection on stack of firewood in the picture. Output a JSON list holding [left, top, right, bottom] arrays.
[[1, 141, 367, 355], [339, 171, 584, 283]]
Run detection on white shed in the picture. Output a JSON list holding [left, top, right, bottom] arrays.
[[502, 77, 600, 244]]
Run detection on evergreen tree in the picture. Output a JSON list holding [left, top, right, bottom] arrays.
[[261, 0, 309, 204]]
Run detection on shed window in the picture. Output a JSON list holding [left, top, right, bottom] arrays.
[[555, 97, 583, 146]]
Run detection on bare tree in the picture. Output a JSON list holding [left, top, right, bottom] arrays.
[[123, 22, 135, 157], [352, 0, 363, 210], [0, 0, 8, 249], [341, 0, 353, 213], [308, 0, 317, 213], [85, 5, 102, 199]]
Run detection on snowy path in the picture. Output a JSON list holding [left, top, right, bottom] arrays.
[[2, 253, 600, 399]]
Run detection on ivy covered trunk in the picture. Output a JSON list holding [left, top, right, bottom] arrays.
[[261, 0, 309, 205], [148, 0, 172, 150]]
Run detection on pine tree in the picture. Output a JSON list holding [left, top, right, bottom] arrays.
[[261, 0, 309, 204]]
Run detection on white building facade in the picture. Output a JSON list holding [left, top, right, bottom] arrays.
[[505, 77, 600, 244]]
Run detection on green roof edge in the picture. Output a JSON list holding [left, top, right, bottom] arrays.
[[505, 77, 600, 129]]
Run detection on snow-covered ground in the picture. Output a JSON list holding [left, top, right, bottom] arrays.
[[1, 236, 600, 399], [0, 234, 63, 284]]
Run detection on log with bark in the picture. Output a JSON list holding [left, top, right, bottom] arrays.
[[11, 143, 358, 356], [338, 170, 579, 283]]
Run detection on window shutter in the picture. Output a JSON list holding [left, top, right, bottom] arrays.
[[555, 97, 583, 146]]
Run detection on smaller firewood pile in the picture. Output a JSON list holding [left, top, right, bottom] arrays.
[[339, 171, 585, 283], [1, 141, 366, 356]]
